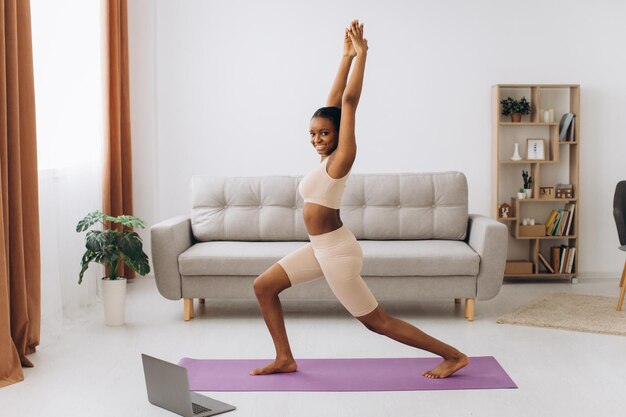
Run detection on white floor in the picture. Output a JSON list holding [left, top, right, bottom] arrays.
[[1, 276, 626, 417]]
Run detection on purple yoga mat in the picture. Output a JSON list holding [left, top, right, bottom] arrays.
[[178, 356, 517, 392]]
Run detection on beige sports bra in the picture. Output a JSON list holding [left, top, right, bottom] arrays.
[[299, 157, 350, 210]]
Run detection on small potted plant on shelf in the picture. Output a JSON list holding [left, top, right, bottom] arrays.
[[522, 170, 533, 198], [517, 187, 526, 200], [76, 210, 150, 326], [500, 96, 531, 122]]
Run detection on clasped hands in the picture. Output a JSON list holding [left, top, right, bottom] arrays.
[[343, 19, 368, 58]]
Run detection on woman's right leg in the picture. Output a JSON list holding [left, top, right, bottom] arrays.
[[250, 263, 297, 375]]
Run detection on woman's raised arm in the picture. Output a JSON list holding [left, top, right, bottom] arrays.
[[325, 24, 357, 108], [326, 20, 368, 179], [342, 21, 367, 107]]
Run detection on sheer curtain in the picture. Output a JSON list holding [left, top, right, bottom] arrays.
[[31, 1, 106, 342]]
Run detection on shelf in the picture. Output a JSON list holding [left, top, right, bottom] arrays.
[[493, 84, 579, 284], [513, 198, 577, 203], [504, 273, 575, 278], [496, 84, 579, 88], [499, 122, 559, 126], [514, 235, 577, 240], [499, 160, 557, 164]]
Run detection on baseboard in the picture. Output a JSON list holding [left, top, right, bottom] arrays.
[[575, 271, 621, 280], [128, 274, 155, 281]]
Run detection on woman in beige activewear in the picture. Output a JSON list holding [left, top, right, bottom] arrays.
[[250, 20, 468, 379]]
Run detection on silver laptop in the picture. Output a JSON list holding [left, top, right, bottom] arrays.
[[142, 354, 236, 416]]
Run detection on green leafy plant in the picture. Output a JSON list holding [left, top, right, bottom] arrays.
[[500, 96, 531, 116], [76, 211, 150, 284], [518, 187, 525, 193], [522, 170, 532, 189]]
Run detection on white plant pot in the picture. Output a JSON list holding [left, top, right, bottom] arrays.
[[102, 277, 127, 326], [517, 192, 526, 200], [524, 188, 533, 198]]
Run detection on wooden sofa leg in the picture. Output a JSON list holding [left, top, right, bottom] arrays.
[[617, 260, 626, 311], [465, 298, 475, 321], [199, 298, 205, 304], [184, 298, 194, 321]]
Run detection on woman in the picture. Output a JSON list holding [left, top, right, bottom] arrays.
[[250, 20, 468, 379]]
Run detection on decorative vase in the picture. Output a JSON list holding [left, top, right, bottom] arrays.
[[511, 112, 522, 123], [524, 188, 533, 199], [517, 192, 526, 200], [102, 277, 127, 326], [511, 143, 522, 161]]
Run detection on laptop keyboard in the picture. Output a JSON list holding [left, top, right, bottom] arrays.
[[192, 402, 213, 415]]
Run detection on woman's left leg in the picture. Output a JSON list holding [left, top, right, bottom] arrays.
[[355, 306, 468, 378]]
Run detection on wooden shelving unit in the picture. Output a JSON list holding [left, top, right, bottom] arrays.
[[492, 84, 580, 281]]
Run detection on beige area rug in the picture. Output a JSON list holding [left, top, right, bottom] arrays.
[[497, 293, 626, 336]]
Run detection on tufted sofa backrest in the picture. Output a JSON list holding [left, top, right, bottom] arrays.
[[191, 171, 468, 242]]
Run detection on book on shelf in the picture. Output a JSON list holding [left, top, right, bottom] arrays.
[[564, 247, 572, 273], [561, 210, 570, 235], [553, 245, 576, 273], [564, 203, 576, 235], [550, 246, 560, 272], [544, 204, 576, 236], [558, 210, 570, 235], [559, 245, 569, 273], [549, 210, 564, 236], [546, 210, 559, 235], [538, 252, 555, 273], [559, 113, 575, 141], [566, 247, 576, 273], [566, 116, 575, 141], [545, 210, 558, 234]]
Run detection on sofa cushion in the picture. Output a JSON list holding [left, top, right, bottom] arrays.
[[178, 240, 479, 277], [360, 240, 479, 276], [343, 173, 468, 240], [190, 171, 468, 242], [179, 241, 307, 276], [190, 176, 308, 242]]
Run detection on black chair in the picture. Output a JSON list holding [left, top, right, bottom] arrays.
[[615, 181, 626, 310]]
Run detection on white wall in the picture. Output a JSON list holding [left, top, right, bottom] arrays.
[[128, 0, 626, 277], [128, 0, 157, 261]]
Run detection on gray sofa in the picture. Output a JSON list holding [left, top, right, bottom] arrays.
[[151, 171, 507, 321]]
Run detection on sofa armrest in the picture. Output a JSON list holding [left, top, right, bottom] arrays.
[[466, 214, 508, 301], [150, 215, 194, 300]]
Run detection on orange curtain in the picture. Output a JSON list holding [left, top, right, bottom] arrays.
[[0, 0, 41, 388], [103, 0, 134, 278]]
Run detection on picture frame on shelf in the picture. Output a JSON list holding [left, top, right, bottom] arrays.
[[526, 138, 546, 160]]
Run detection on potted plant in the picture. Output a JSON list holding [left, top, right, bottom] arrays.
[[517, 187, 526, 200], [76, 210, 150, 326], [522, 170, 533, 198], [500, 96, 531, 122]]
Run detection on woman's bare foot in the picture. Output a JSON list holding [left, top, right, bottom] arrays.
[[421, 354, 469, 379], [249, 359, 298, 376]]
